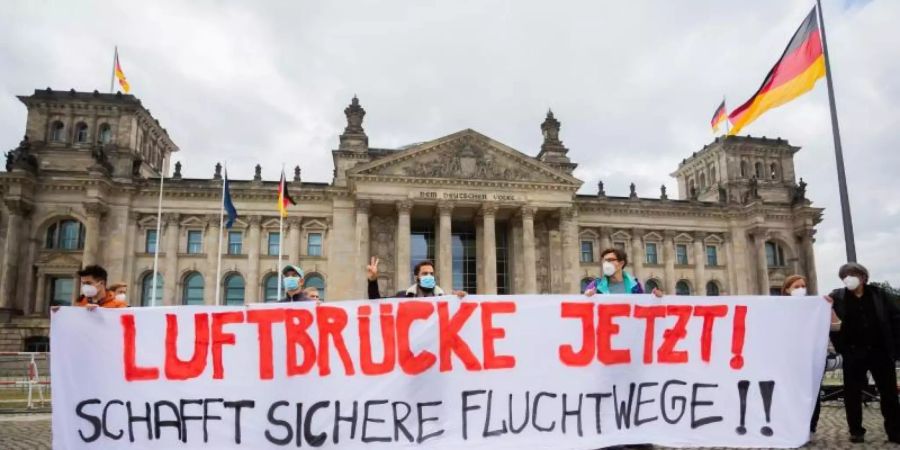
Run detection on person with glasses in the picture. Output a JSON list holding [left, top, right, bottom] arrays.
[[583, 248, 662, 297]]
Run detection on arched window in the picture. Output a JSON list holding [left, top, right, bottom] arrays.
[[740, 161, 748, 178], [98, 124, 112, 144], [182, 272, 204, 305], [706, 281, 720, 296], [141, 273, 163, 307], [75, 122, 89, 143], [675, 280, 691, 296], [50, 121, 65, 142], [305, 273, 326, 301], [224, 274, 245, 305], [765, 241, 786, 267], [699, 173, 707, 189], [580, 277, 594, 292], [710, 167, 717, 184], [645, 279, 660, 293], [755, 162, 764, 179], [45, 219, 85, 250], [264, 274, 279, 302], [769, 163, 778, 180]]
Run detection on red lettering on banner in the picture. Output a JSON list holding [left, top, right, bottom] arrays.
[[481, 301, 516, 370], [597, 304, 632, 365], [438, 302, 482, 372], [359, 304, 397, 375], [693, 305, 729, 363], [316, 306, 356, 376], [247, 309, 286, 380], [558, 302, 595, 366], [634, 305, 666, 364], [211, 311, 244, 380], [731, 305, 748, 369], [658, 305, 691, 364], [121, 314, 159, 381], [285, 309, 317, 376], [164, 313, 209, 380], [395, 301, 437, 375]]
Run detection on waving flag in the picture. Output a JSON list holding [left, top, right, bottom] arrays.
[[114, 47, 131, 93], [277, 170, 295, 217], [711, 99, 728, 133], [223, 172, 238, 228]]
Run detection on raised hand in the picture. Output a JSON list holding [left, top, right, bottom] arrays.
[[652, 288, 663, 298], [584, 288, 596, 297], [366, 256, 379, 281]]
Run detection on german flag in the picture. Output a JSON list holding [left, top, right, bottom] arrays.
[[711, 100, 728, 133], [277, 170, 296, 217], [114, 48, 131, 94], [728, 7, 825, 136]]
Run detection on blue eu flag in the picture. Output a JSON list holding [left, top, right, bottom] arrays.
[[223, 173, 238, 229]]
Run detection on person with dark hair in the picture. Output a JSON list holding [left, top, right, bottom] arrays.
[[583, 248, 662, 297], [366, 256, 466, 299], [826, 262, 900, 444], [74, 265, 127, 309]]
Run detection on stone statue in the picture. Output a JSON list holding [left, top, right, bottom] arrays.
[[214, 162, 222, 180], [597, 180, 605, 197], [718, 185, 727, 203], [6, 136, 38, 173], [294, 165, 301, 182], [629, 182, 638, 200], [748, 175, 759, 199], [173, 161, 182, 179], [660, 184, 668, 200], [5, 151, 13, 172], [254, 164, 262, 181], [344, 95, 366, 134], [132, 158, 142, 177]]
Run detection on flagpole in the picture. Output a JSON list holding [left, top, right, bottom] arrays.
[[723, 96, 730, 136], [110, 46, 117, 94], [215, 165, 227, 306], [150, 156, 167, 307], [816, 0, 856, 262], [277, 167, 285, 301]]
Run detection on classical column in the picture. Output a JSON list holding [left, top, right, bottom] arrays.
[[287, 217, 302, 261], [520, 206, 537, 294], [481, 204, 498, 294], [162, 213, 180, 306], [204, 214, 220, 305], [123, 211, 140, 298], [395, 201, 412, 292], [437, 202, 453, 290], [33, 269, 46, 315], [599, 226, 612, 252], [630, 228, 645, 282], [799, 229, 818, 294], [723, 232, 736, 294], [693, 231, 707, 295], [750, 228, 770, 295], [663, 230, 676, 295], [82, 201, 108, 266], [728, 223, 752, 294], [0, 199, 32, 312], [560, 208, 580, 294], [355, 200, 370, 297], [246, 215, 261, 302]]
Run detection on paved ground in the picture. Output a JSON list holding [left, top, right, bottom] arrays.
[[1, 404, 898, 449]]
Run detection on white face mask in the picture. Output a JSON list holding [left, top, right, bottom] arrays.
[[115, 294, 127, 301], [602, 261, 617, 277], [81, 284, 98, 298], [843, 276, 861, 291], [790, 287, 807, 297]]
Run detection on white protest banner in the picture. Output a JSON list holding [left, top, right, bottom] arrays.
[[51, 295, 830, 449]]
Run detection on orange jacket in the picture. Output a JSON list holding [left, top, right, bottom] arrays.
[[74, 290, 128, 308]]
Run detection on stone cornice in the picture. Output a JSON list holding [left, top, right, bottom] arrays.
[[351, 173, 580, 192]]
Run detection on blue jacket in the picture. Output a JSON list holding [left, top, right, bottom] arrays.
[[583, 271, 644, 295]]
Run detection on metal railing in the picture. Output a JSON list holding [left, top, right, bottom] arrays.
[[0, 352, 50, 409]]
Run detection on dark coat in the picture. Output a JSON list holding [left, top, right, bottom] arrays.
[[830, 284, 900, 359], [367, 279, 446, 299]]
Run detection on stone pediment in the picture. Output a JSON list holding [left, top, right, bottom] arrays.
[[36, 251, 83, 268], [350, 129, 580, 187]]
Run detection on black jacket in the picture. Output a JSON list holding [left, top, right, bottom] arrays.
[[830, 284, 900, 359], [367, 279, 446, 299], [278, 290, 313, 303]]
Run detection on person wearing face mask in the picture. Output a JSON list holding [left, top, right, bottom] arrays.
[[278, 264, 313, 302], [366, 257, 466, 299], [826, 263, 900, 444], [781, 274, 841, 437], [73, 265, 128, 310], [583, 248, 663, 298], [109, 283, 129, 305]]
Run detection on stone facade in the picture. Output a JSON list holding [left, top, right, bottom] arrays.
[[0, 89, 823, 351]]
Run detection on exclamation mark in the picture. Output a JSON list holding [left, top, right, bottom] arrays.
[[735, 380, 750, 435], [730, 305, 747, 369], [758, 381, 775, 436]]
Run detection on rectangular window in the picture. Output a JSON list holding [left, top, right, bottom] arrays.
[[228, 231, 242, 255], [186, 230, 202, 254], [676, 244, 688, 265], [410, 221, 436, 284], [307, 233, 322, 257], [49, 277, 74, 306], [452, 224, 477, 293], [145, 230, 157, 253], [614, 241, 626, 252], [706, 245, 718, 266], [268, 232, 280, 256], [580, 240, 594, 263], [645, 242, 658, 265]]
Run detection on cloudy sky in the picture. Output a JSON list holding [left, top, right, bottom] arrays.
[[1, 0, 897, 291]]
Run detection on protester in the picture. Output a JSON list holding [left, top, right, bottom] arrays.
[[73, 265, 128, 310], [366, 256, 466, 299], [583, 248, 663, 298], [781, 274, 841, 436], [826, 263, 900, 444], [109, 282, 128, 305], [304, 286, 322, 303], [279, 264, 313, 302]]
